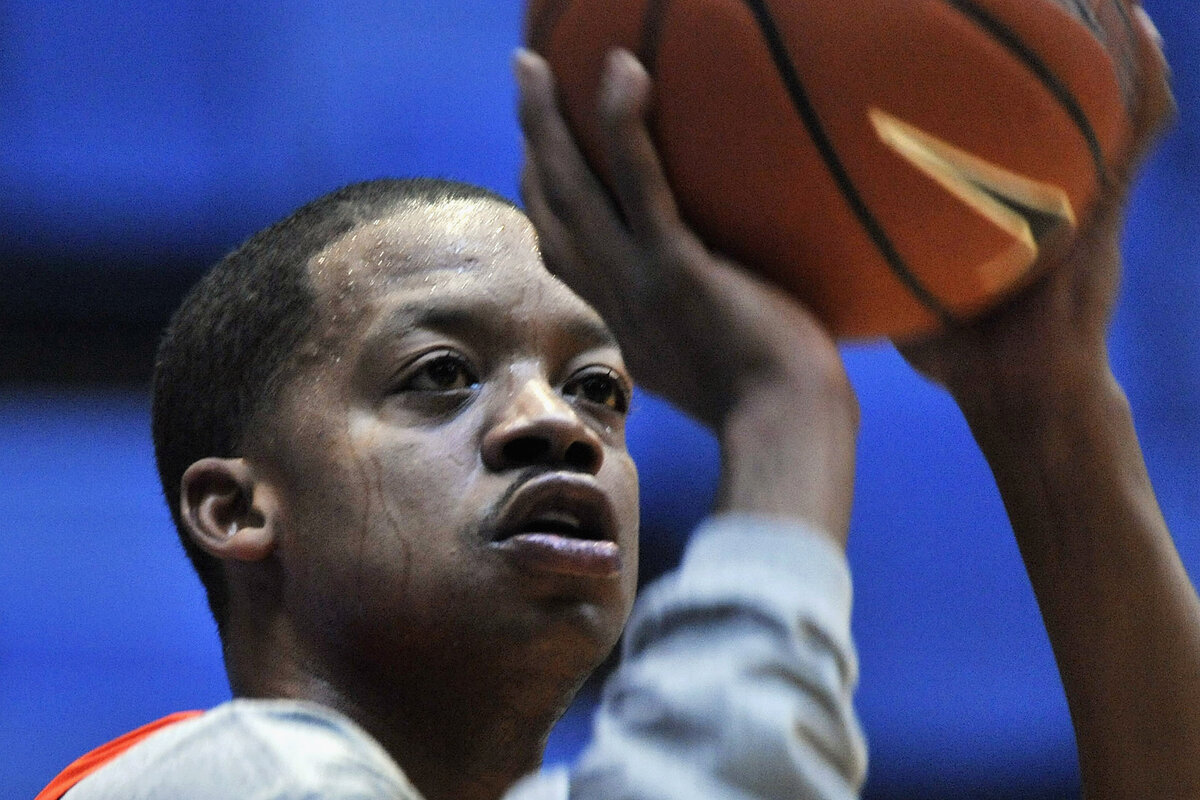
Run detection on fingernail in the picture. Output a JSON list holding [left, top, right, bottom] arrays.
[[601, 48, 641, 103], [606, 48, 642, 82], [1133, 6, 1163, 49], [513, 47, 538, 85]]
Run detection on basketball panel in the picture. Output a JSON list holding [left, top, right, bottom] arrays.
[[768, 0, 1107, 316], [962, 0, 1135, 168], [652, 0, 942, 336], [530, 0, 1134, 337], [533, 0, 650, 186]]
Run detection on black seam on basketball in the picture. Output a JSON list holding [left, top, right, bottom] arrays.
[[528, 0, 575, 53], [941, 0, 1110, 187], [639, 0, 671, 74], [739, 0, 959, 326]]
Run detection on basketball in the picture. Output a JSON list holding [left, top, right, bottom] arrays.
[[525, 0, 1141, 339]]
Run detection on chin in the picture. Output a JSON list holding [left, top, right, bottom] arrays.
[[502, 590, 630, 681]]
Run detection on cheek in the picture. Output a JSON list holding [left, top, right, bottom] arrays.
[[608, 449, 640, 523], [283, 439, 478, 651], [356, 421, 479, 527], [604, 450, 641, 597], [337, 422, 481, 586]]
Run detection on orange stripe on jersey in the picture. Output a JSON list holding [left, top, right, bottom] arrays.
[[36, 711, 204, 800]]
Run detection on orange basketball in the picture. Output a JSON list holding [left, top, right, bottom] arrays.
[[526, 0, 1140, 339]]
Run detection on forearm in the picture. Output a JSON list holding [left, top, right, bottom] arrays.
[[715, 367, 859, 549], [570, 516, 866, 800], [961, 367, 1200, 797]]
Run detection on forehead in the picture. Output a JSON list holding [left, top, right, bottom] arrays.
[[304, 197, 612, 349], [310, 197, 538, 291]]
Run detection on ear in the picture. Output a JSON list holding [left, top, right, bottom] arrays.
[[180, 457, 277, 562]]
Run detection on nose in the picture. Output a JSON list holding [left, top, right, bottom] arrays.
[[481, 376, 604, 474]]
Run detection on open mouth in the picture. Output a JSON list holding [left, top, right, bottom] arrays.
[[490, 473, 617, 544], [500, 509, 606, 542], [489, 474, 622, 577]]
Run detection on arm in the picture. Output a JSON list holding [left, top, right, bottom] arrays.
[[902, 7, 1200, 795], [572, 515, 864, 800], [516, 47, 864, 798], [958, 353, 1200, 797]]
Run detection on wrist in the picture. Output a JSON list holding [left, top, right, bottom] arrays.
[[959, 360, 1130, 469], [714, 367, 859, 547], [950, 343, 1115, 433]]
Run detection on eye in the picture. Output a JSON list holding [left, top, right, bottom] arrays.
[[397, 350, 479, 393], [563, 367, 631, 414]]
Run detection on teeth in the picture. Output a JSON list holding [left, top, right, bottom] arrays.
[[529, 510, 581, 532], [513, 508, 603, 540]]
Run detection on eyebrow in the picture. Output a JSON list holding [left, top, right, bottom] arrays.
[[361, 295, 621, 354]]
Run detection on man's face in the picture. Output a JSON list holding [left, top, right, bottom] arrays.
[[252, 198, 639, 687]]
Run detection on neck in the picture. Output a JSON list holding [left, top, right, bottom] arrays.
[[223, 613, 589, 800], [321, 668, 572, 800]]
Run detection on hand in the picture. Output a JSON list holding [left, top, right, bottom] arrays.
[[516, 47, 850, 430], [899, 4, 1175, 420], [516, 48, 858, 537]]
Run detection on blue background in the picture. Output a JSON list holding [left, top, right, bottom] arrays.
[[2, 1, 1198, 797]]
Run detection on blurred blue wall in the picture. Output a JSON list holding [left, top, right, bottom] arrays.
[[2, 2, 1197, 798]]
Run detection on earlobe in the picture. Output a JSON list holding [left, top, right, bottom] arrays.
[[180, 458, 276, 562]]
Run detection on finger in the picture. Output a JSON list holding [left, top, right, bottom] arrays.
[[521, 156, 624, 316], [1125, 5, 1176, 167], [1132, 3, 1163, 51], [597, 49, 687, 244], [514, 48, 625, 247], [519, 159, 572, 276]]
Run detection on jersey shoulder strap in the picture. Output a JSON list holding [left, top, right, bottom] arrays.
[[35, 711, 204, 800]]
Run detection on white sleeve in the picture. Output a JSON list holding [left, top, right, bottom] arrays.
[[565, 514, 867, 800]]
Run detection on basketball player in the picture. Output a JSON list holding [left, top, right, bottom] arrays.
[[41, 7, 1197, 800]]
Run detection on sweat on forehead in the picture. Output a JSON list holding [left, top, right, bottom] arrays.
[[307, 197, 539, 295]]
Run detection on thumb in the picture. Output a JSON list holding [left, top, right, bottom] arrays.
[[1121, 4, 1176, 175]]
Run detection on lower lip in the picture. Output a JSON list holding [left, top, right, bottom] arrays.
[[492, 533, 622, 577]]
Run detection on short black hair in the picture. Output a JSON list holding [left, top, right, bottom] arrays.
[[152, 177, 518, 631]]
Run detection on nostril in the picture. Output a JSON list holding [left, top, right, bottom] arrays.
[[496, 436, 600, 472], [502, 437, 551, 466], [564, 441, 599, 472]]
